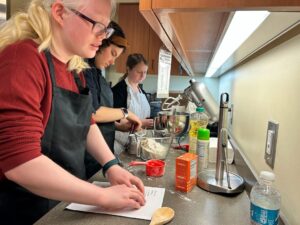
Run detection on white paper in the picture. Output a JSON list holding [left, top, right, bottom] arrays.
[[66, 182, 165, 221], [157, 48, 172, 98]]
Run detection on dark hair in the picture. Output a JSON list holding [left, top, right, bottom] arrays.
[[88, 21, 128, 66], [121, 53, 148, 80]]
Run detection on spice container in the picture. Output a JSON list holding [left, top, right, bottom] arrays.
[[175, 153, 198, 192]]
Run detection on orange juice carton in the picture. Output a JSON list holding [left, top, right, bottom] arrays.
[[175, 152, 198, 192]]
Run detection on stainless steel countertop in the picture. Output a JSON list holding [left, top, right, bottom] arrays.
[[35, 147, 251, 225]]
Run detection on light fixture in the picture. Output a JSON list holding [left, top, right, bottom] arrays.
[[205, 11, 270, 77]]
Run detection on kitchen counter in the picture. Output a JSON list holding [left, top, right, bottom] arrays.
[[35, 147, 251, 225]]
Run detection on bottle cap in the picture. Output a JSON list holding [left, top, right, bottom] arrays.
[[196, 107, 204, 112], [197, 128, 210, 140], [260, 171, 275, 181]]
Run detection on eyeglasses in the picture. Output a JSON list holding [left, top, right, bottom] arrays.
[[69, 8, 114, 38]]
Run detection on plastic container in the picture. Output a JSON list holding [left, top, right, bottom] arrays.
[[189, 107, 208, 153], [250, 171, 281, 225], [196, 128, 210, 172]]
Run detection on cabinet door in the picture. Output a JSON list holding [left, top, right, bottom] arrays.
[[116, 3, 186, 76], [148, 27, 163, 74], [171, 56, 188, 76], [116, 4, 150, 73]]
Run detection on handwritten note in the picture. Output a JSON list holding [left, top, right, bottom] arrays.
[[66, 181, 165, 220]]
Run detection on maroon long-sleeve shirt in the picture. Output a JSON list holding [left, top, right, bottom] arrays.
[[0, 39, 90, 180]]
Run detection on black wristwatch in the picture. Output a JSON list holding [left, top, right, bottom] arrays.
[[121, 108, 129, 119]]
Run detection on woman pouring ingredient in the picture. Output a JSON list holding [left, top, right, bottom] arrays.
[[0, 1, 145, 225]]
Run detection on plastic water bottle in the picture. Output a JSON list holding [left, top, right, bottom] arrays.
[[189, 107, 208, 154], [250, 171, 281, 225]]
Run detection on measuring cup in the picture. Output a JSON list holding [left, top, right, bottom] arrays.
[[128, 160, 165, 177]]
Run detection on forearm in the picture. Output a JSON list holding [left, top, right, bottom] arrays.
[[93, 107, 124, 123], [86, 124, 116, 166], [5, 155, 105, 206]]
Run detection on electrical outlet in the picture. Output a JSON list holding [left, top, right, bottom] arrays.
[[264, 121, 279, 169]]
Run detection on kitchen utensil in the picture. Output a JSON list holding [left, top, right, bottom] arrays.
[[124, 124, 136, 151], [140, 135, 173, 161], [127, 129, 148, 156], [128, 160, 165, 177], [183, 79, 219, 123], [149, 207, 175, 225], [155, 111, 190, 137], [197, 93, 244, 194]]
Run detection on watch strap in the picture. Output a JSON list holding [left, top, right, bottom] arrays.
[[102, 158, 120, 177], [121, 107, 129, 119]]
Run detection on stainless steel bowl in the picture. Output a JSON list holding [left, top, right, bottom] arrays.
[[154, 111, 190, 137]]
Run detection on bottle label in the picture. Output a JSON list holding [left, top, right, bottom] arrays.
[[251, 202, 279, 225], [196, 140, 209, 170]]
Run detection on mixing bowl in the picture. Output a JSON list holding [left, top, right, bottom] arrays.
[[139, 132, 173, 160], [154, 111, 190, 137]]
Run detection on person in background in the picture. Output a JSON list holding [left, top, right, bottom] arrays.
[[112, 53, 153, 154], [0, 1, 145, 224], [84, 21, 142, 178]]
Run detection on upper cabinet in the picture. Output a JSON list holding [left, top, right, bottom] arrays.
[[115, 3, 187, 76], [139, 0, 300, 77], [115, 3, 150, 73]]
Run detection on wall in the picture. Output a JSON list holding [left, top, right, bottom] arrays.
[[219, 33, 300, 225], [106, 68, 220, 101], [6, 0, 30, 18]]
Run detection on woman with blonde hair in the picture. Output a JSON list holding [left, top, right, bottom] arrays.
[[0, 0, 145, 224]]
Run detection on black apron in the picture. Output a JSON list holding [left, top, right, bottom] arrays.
[[0, 51, 94, 225], [84, 68, 115, 178]]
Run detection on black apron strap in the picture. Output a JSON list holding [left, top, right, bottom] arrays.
[[42, 51, 56, 155], [45, 50, 57, 88], [73, 71, 90, 95], [46, 50, 88, 95]]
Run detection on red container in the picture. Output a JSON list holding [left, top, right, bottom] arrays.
[[128, 159, 165, 177]]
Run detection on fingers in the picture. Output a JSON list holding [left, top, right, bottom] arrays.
[[114, 185, 145, 209], [119, 173, 145, 196], [130, 176, 145, 194], [128, 186, 145, 206], [118, 175, 145, 204], [127, 199, 143, 209]]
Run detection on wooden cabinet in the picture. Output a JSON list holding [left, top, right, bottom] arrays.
[[116, 3, 150, 73], [140, 0, 300, 77], [115, 3, 187, 76]]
